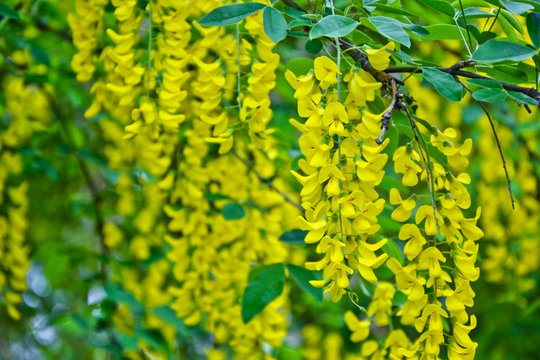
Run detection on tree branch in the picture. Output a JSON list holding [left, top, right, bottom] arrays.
[[387, 64, 540, 106], [377, 79, 401, 145]]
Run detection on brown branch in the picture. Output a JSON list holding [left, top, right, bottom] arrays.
[[232, 149, 305, 212], [455, 78, 515, 209], [377, 79, 401, 144], [387, 64, 540, 106]]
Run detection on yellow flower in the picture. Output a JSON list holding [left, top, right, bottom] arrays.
[[365, 42, 395, 71], [390, 188, 416, 222], [344, 311, 370, 342], [398, 223, 426, 260], [323, 102, 349, 136], [314, 56, 341, 89], [418, 246, 446, 278]]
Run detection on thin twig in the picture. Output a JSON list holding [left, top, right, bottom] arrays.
[[456, 78, 515, 209], [402, 103, 439, 231], [377, 79, 400, 145], [232, 149, 305, 212]]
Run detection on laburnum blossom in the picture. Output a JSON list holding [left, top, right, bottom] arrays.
[[365, 42, 395, 71], [344, 311, 370, 342], [368, 281, 395, 326], [390, 188, 416, 222], [387, 258, 426, 301], [323, 102, 349, 136], [314, 55, 341, 89], [399, 223, 427, 260], [418, 246, 446, 278], [393, 146, 423, 186]]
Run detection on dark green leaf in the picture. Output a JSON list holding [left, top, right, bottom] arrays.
[[242, 263, 285, 323], [279, 229, 307, 245], [418, 0, 455, 17], [305, 39, 323, 54], [222, 203, 246, 220], [199, 3, 266, 26], [287, 264, 323, 303], [309, 15, 358, 39], [205, 193, 232, 201], [402, 24, 430, 36], [472, 88, 508, 102], [263, 7, 287, 43], [422, 68, 463, 101], [472, 40, 536, 62], [466, 78, 503, 89], [379, 216, 404, 232], [367, 16, 411, 47], [287, 18, 312, 29], [283, 6, 306, 19], [379, 174, 407, 192], [0, 3, 20, 19], [483, 65, 529, 84], [508, 91, 539, 105], [526, 12, 540, 49]]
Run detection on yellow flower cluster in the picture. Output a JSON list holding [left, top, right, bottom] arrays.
[[381, 124, 482, 357], [287, 54, 391, 304], [68, 0, 107, 82], [1, 75, 51, 320]]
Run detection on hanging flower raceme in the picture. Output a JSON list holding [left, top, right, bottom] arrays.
[[288, 55, 390, 306]]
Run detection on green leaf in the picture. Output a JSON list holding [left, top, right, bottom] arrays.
[[221, 203, 246, 220], [418, 0, 455, 17], [104, 285, 144, 312], [483, 65, 529, 84], [508, 91, 539, 105], [279, 229, 307, 245], [502, 0, 533, 15], [457, 8, 495, 19], [242, 263, 285, 323], [0, 3, 20, 19], [286, 57, 314, 76], [472, 40, 536, 62], [283, 6, 306, 19], [526, 12, 540, 49], [287, 264, 323, 304], [153, 306, 190, 336], [287, 18, 312, 29], [205, 192, 232, 201], [393, 290, 408, 306], [309, 15, 358, 39], [305, 39, 323, 54], [500, 9, 524, 34], [378, 216, 404, 232], [371, 3, 417, 17], [367, 16, 411, 47], [472, 88, 508, 102], [382, 238, 404, 265], [466, 78, 503, 89], [199, 3, 266, 26], [263, 7, 287, 43], [379, 175, 407, 192], [422, 68, 463, 101]]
